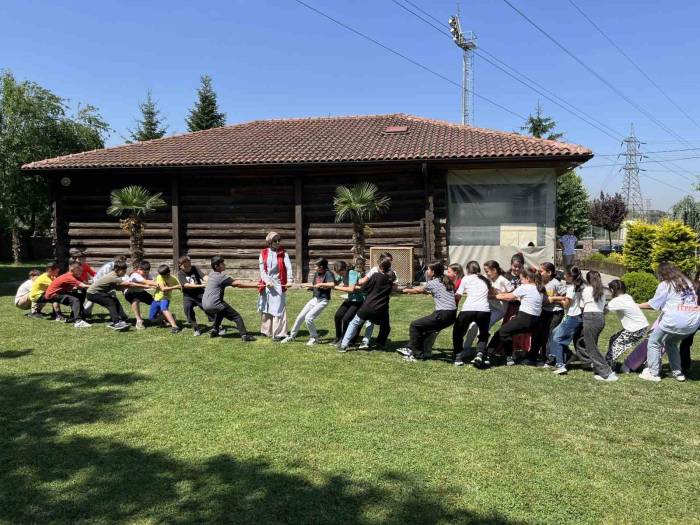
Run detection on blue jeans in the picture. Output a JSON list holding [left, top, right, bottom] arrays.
[[646, 328, 684, 376], [549, 315, 582, 366], [342, 315, 366, 348]]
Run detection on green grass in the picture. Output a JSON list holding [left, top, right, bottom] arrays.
[[0, 265, 698, 524]]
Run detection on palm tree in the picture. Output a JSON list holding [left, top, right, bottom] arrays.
[[333, 182, 390, 272], [107, 186, 166, 262]]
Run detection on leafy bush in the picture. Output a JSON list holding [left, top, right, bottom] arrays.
[[624, 222, 656, 273], [585, 253, 607, 263], [622, 271, 659, 302], [651, 219, 699, 275], [606, 252, 625, 265]]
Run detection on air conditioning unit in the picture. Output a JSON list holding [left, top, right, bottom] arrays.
[[368, 246, 413, 286]]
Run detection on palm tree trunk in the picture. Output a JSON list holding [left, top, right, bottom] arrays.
[[352, 221, 366, 272], [130, 217, 145, 262]]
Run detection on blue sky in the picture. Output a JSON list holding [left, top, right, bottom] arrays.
[[3, 0, 699, 210]]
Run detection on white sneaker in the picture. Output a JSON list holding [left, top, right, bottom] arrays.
[[671, 370, 687, 382], [74, 320, 91, 328], [594, 373, 619, 382], [306, 337, 317, 346], [281, 335, 295, 344], [135, 320, 145, 330], [396, 347, 412, 357], [639, 368, 661, 382], [552, 365, 568, 375], [359, 340, 370, 350]]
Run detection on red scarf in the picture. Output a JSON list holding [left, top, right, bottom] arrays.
[[258, 247, 288, 294]]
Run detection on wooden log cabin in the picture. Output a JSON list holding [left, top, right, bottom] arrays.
[[22, 114, 592, 282]]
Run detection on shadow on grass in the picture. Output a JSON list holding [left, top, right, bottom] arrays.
[[0, 348, 33, 359], [0, 370, 525, 525]]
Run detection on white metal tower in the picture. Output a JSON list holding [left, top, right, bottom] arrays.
[[448, 12, 477, 125], [620, 124, 645, 218]]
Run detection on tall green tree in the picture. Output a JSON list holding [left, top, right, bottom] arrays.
[[333, 182, 390, 272], [556, 171, 590, 237], [107, 186, 167, 262], [0, 71, 109, 263], [129, 91, 167, 142], [589, 191, 628, 251], [186, 75, 226, 132], [521, 102, 564, 141], [670, 195, 700, 234]]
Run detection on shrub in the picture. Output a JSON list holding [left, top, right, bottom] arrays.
[[585, 253, 607, 263], [624, 221, 656, 273], [606, 252, 625, 265], [622, 271, 659, 302], [651, 219, 699, 275]]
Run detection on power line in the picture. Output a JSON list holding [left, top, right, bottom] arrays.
[[639, 172, 699, 197], [566, 0, 700, 131], [389, 0, 623, 141], [291, 0, 527, 120], [500, 0, 693, 147]]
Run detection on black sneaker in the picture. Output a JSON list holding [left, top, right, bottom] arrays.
[[170, 327, 180, 334], [472, 353, 484, 369], [210, 330, 220, 338], [241, 334, 256, 342]]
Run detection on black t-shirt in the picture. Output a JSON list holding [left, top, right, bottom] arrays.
[[357, 271, 395, 318], [178, 265, 205, 298], [312, 270, 336, 301]]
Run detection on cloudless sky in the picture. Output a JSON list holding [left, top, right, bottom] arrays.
[[3, 0, 700, 209]]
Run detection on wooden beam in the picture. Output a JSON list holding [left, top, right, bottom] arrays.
[[50, 178, 68, 267], [171, 177, 181, 270], [422, 162, 435, 262], [294, 176, 304, 282]]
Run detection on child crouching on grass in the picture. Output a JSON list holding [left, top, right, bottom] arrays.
[[282, 258, 336, 346], [149, 264, 181, 334], [396, 261, 457, 362], [124, 260, 158, 330], [15, 269, 41, 311]]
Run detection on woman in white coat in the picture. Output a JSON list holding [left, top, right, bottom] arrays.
[[258, 232, 294, 339]]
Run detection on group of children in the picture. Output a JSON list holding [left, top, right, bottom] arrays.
[[15, 248, 697, 382]]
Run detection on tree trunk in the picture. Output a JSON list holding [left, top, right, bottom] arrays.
[[608, 229, 613, 252], [352, 221, 366, 272], [130, 217, 145, 262], [11, 225, 21, 265]]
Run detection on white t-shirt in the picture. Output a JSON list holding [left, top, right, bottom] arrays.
[[565, 285, 583, 317], [15, 279, 33, 305], [543, 278, 566, 312], [648, 280, 700, 335], [559, 234, 577, 256], [489, 275, 513, 313], [127, 271, 151, 283], [367, 265, 400, 282], [457, 274, 490, 312], [94, 261, 115, 281], [513, 283, 543, 316], [607, 293, 649, 332], [581, 285, 606, 313]]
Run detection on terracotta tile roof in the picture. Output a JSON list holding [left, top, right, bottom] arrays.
[[22, 113, 592, 170]]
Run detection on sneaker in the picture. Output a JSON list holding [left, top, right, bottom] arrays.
[[358, 340, 370, 350], [639, 368, 661, 382], [281, 335, 295, 344], [472, 353, 484, 369], [620, 364, 631, 374], [454, 359, 465, 367], [396, 347, 412, 357], [337, 345, 348, 353], [306, 337, 318, 346], [54, 315, 67, 323], [483, 356, 491, 368], [210, 329, 219, 338], [241, 334, 256, 342], [170, 327, 180, 334], [552, 365, 568, 375], [594, 373, 619, 382], [506, 356, 516, 367], [218, 327, 226, 336], [74, 320, 91, 328], [328, 338, 339, 345], [521, 358, 538, 366], [135, 320, 145, 330], [403, 354, 418, 362], [671, 370, 687, 382], [193, 329, 201, 337], [107, 321, 128, 331]]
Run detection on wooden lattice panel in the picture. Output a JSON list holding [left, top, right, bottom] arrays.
[[369, 246, 413, 286]]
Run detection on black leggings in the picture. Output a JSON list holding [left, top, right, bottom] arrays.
[[206, 303, 247, 335], [528, 309, 564, 360], [86, 292, 128, 323], [488, 312, 540, 356], [183, 294, 214, 329], [334, 301, 362, 341], [680, 332, 695, 372], [453, 310, 490, 355], [55, 292, 85, 321], [408, 309, 456, 354]]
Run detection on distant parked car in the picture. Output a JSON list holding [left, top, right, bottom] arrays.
[[598, 244, 623, 256]]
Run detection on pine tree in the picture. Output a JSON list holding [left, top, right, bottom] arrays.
[[521, 102, 564, 141], [651, 219, 699, 275], [186, 75, 226, 132], [129, 91, 167, 142], [556, 171, 590, 237]]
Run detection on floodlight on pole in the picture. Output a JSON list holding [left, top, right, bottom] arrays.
[[448, 12, 477, 125]]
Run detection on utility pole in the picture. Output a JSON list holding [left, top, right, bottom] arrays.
[[448, 10, 477, 125], [620, 124, 645, 219]]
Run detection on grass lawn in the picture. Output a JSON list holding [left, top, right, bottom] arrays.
[[0, 262, 698, 524]]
